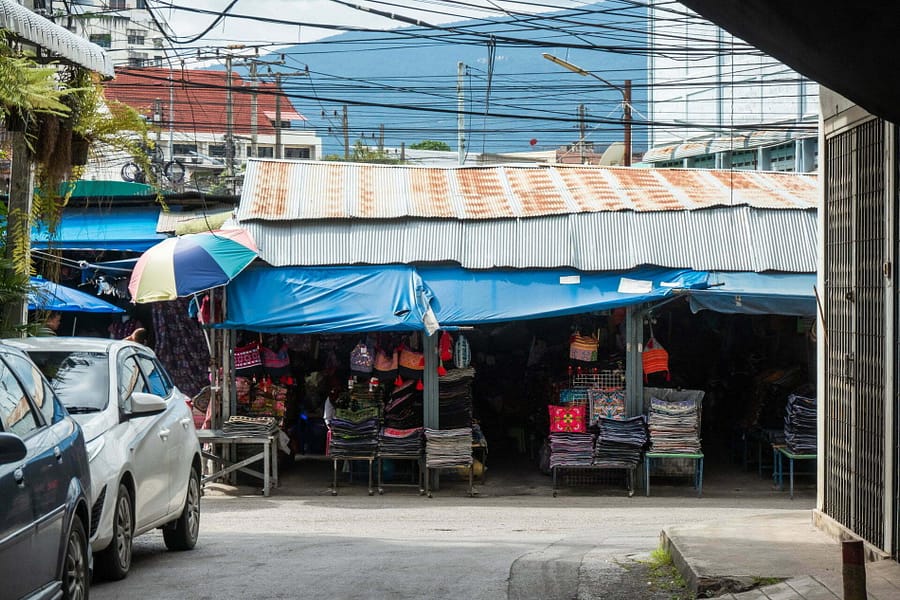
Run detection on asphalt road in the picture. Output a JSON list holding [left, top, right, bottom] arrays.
[[90, 483, 811, 600]]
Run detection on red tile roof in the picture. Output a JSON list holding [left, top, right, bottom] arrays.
[[103, 67, 306, 136]]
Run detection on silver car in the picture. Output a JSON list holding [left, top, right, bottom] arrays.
[[7, 337, 202, 581]]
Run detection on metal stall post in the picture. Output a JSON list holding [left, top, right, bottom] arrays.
[[423, 331, 439, 490], [625, 305, 645, 417]]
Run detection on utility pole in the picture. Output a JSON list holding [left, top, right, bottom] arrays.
[[154, 98, 162, 150], [457, 61, 465, 166], [343, 105, 349, 160], [378, 123, 384, 153], [578, 103, 586, 164], [225, 54, 234, 189], [623, 79, 632, 167], [275, 72, 282, 159], [168, 69, 175, 161], [249, 58, 258, 160]]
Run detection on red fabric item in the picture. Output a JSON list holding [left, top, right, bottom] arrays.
[[548, 404, 586, 433], [439, 331, 453, 361], [437, 363, 447, 376], [416, 379, 424, 391], [394, 375, 404, 387]]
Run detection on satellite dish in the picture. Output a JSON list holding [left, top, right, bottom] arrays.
[[599, 142, 625, 166]]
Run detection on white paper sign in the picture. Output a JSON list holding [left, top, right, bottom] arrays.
[[559, 275, 581, 285], [618, 277, 653, 294]]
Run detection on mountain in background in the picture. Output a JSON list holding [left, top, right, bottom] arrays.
[[257, 4, 647, 156]]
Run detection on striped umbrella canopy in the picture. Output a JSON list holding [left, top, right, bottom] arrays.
[[128, 228, 259, 304]]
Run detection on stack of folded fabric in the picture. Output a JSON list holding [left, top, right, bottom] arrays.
[[379, 427, 424, 456], [329, 418, 380, 458], [784, 393, 817, 454], [383, 379, 423, 430], [548, 432, 595, 468], [424, 427, 472, 468], [648, 397, 701, 453], [594, 415, 647, 468], [222, 415, 278, 436], [438, 368, 475, 429]]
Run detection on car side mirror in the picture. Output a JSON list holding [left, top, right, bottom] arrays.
[[0, 432, 27, 464], [130, 392, 168, 416]]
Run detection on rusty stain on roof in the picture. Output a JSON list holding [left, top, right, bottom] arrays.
[[237, 160, 817, 222]]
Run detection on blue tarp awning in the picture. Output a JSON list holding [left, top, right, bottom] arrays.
[[32, 206, 166, 252], [223, 265, 436, 334], [688, 271, 817, 317], [223, 265, 708, 332], [420, 266, 709, 326], [28, 277, 124, 313]]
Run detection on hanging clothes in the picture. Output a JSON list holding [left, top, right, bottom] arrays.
[[152, 298, 210, 397]]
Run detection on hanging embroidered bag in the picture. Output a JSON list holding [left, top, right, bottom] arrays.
[[373, 348, 399, 379], [569, 334, 599, 363], [349, 343, 374, 376], [642, 337, 670, 381], [261, 343, 290, 377], [234, 341, 262, 375], [453, 334, 471, 369], [398, 347, 425, 379]]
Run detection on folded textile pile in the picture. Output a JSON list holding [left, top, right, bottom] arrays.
[[648, 397, 701, 453], [379, 427, 424, 456], [594, 416, 647, 467], [548, 432, 594, 468], [383, 379, 423, 430], [221, 415, 278, 436], [438, 367, 475, 429], [329, 418, 379, 458], [425, 427, 472, 468], [784, 393, 817, 454]]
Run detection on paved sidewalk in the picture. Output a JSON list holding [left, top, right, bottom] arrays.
[[661, 510, 900, 599]]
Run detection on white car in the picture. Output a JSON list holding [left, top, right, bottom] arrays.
[[7, 337, 202, 581]]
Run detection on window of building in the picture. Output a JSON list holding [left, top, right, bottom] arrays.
[[729, 150, 757, 170], [128, 57, 146, 68], [89, 33, 111, 48], [127, 30, 145, 46], [270, 119, 292, 129], [136, 0, 148, 8], [655, 159, 683, 168], [257, 146, 274, 158], [769, 142, 796, 172], [285, 147, 311, 159], [172, 143, 198, 157], [109, 0, 126, 9], [208, 144, 227, 158], [689, 155, 716, 169]]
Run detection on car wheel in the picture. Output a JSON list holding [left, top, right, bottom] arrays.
[[163, 466, 200, 551], [97, 484, 133, 580], [62, 517, 89, 600]]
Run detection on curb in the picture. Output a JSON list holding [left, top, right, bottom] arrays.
[[659, 530, 759, 597]]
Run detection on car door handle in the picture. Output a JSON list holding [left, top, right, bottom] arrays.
[[180, 417, 193, 429], [14, 467, 24, 487], [159, 428, 171, 441], [54, 446, 63, 463]]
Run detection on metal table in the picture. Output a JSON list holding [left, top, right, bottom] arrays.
[[552, 463, 635, 497], [330, 456, 376, 496], [196, 429, 279, 496], [774, 446, 817, 499], [644, 452, 704, 497], [376, 454, 424, 495]]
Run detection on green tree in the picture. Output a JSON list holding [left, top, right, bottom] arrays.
[[409, 140, 452, 151], [324, 140, 403, 164]]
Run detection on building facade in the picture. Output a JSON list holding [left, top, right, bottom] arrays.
[[643, 0, 819, 173]]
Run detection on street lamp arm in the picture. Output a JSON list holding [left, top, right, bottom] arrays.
[[542, 52, 624, 96]]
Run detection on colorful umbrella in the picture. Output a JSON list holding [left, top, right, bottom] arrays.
[[128, 228, 259, 304], [28, 277, 125, 314]]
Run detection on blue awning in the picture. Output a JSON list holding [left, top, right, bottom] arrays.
[[420, 266, 709, 325], [687, 271, 817, 316], [28, 277, 124, 313], [223, 264, 707, 333], [32, 206, 167, 252], [223, 265, 437, 334]]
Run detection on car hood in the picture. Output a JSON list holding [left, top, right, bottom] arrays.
[[71, 413, 110, 444]]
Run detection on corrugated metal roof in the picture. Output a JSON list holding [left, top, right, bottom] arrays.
[[156, 207, 234, 234], [242, 206, 817, 273], [0, 0, 113, 76], [237, 160, 817, 222], [642, 130, 809, 163]]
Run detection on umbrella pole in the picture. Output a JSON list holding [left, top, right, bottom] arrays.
[[72, 316, 77, 336]]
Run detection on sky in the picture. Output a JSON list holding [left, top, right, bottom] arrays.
[[155, 0, 579, 50]]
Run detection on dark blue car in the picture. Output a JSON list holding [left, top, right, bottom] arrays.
[[0, 343, 92, 600]]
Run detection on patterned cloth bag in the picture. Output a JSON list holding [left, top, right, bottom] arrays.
[[398, 346, 425, 379], [261, 343, 290, 377], [373, 347, 399, 379], [589, 389, 626, 423], [569, 334, 599, 362], [234, 341, 262, 375], [453, 334, 471, 369], [642, 337, 670, 381], [548, 404, 587, 433], [349, 343, 374, 376]]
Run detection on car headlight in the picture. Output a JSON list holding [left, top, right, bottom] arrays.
[[85, 436, 106, 463]]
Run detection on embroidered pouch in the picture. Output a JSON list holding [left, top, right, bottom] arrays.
[[548, 404, 586, 433]]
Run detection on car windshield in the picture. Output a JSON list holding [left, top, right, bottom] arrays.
[[26, 351, 109, 412]]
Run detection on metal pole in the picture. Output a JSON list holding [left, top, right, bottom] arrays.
[[275, 72, 283, 159], [623, 79, 632, 167], [250, 61, 258, 160], [168, 70, 175, 161], [457, 61, 465, 165], [342, 105, 349, 160], [225, 56, 234, 186], [578, 104, 586, 164]]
